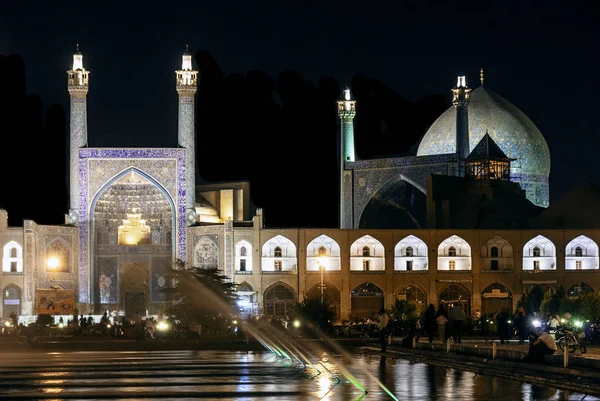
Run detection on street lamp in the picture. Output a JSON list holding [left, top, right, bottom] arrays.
[[318, 257, 326, 303]]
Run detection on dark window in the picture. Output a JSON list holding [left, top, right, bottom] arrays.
[[406, 246, 413, 257], [240, 259, 246, 272], [274, 247, 282, 258], [490, 246, 499, 258], [406, 261, 413, 271], [240, 247, 247, 257], [362, 246, 370, 257], [575, 247, 583, 257], [363, 260, 370, 271], [533, 247, 541, 257], [490, 260, 499, 270], [448, 247, 456, 257]]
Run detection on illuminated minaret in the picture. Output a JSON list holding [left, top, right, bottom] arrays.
[[175, 46, 198, 225], [452, 76, 471, 175], [337, 86, 356, 229], [67, 44, 90, 225]]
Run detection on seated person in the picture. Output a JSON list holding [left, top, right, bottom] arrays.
[[521, 327, 558, 363]]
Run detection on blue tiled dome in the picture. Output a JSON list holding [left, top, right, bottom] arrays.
[[417, 86, 550, 176], [417, 85, 551, 207]]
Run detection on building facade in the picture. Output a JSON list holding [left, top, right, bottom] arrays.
[[0, 50, 595, 324]]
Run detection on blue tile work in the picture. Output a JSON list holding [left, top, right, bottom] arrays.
[[416, 86, 550, 207], [150, 257, 171, 302], [347, 154, 454, 228], [178, 97, 195, 209], [70, 97, 87, 212], [225, 220, 233, 278], [340, 170, 353, 229], [78, 148, 187, 303], [98, 257, 118, 304]]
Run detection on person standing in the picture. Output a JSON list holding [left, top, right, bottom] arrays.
[[423, 304, 437, 343], [496, 311, 510, 344], [449, 303, 466, 343], [547, 314, 560, 337], [377, 309, 389, 352], [435, 304, 448, 343], [514, 309, 527, 344]]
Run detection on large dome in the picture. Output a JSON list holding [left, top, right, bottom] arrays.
[[417, 85, 551, 206]]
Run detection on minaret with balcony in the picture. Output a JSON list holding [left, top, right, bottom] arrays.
[[175, 46, 198, 225], [452, 76, 471, 176], [337, 87, 356, 228], [67, 44, 90, 225]]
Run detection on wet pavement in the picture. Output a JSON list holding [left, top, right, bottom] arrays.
[[0, 349, 598, 400]]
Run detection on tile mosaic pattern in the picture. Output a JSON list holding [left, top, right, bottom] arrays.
[[416, 86, 550, 206], [348, 154, 454, 228], [78, 148, 186, 303], [70, 97, 87, 212], [178, 97, 195, 209]]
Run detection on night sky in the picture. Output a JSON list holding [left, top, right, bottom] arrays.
[[1, 1, 598, 228]]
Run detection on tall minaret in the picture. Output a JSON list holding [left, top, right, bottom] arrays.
[[67, 44, 90, 225], [451, 76, 471, 175], [175, 46, 198, 226], [337, 86, 356, 229]]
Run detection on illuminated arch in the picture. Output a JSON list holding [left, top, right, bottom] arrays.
[[394, 235, 428, 271], [523, 235, 556, 271], [350, 235, 385, 271], [261, 235, 297, 273], [438, 235, 471, 271], [565, 235, 599, 270], [235, 240, 253, 273], [306, 235, 341, 272], [2, 241, 23, 273]]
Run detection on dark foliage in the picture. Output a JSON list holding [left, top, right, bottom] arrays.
[[291, 296, 335, 337], [161, 259, 240, 333]]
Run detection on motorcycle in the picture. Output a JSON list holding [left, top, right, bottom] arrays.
[[555, 325, 587, 354]]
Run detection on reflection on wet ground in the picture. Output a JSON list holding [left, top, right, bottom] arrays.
[[0, 350, 597, 400]]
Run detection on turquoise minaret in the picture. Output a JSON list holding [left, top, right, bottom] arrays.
[[67, 44, 90, 225], [452, 76, 471, 175], [175, 46, 198, 226], [337, 87, 356, 228]]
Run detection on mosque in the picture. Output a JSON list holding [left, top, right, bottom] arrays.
[[0, 49, 598, 324]]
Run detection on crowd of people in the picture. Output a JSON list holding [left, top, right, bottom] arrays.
[[373, 303, 566, 364]]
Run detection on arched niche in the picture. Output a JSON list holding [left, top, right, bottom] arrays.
[[565, 235, 599, 270], [480, 235, 513, 271], [263, 282, 297, 317], [349, 234, 385, 271], [261, 235, 297, 273], [438, 235, 471, 271], [306, 234, 341, 271], [522, 235, 556, 271], [350, 282, 384, 320], [481, 282, 513, 315], [396, 283, 427, 308], [306, 282, 341, 320], [394, 235, 428, 271], [235, 240, 253, 273], [438, 284, 471, 316]]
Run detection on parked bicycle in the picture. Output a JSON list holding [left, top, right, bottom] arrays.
[[555, 325, 587, 354]]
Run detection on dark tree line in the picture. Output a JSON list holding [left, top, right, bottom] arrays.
[[0, 54, 68, 227], [0, 50, 447, 228]]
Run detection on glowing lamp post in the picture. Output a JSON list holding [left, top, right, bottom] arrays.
[[318, 257, 326, 304]]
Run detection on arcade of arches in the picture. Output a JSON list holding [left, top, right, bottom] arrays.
[[261, 280, 597, 321]]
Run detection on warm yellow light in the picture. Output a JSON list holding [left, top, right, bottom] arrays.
[[47, 256, 60, 270], [318, 257, 326, 271]]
